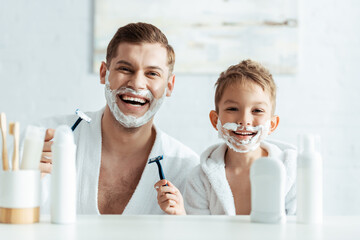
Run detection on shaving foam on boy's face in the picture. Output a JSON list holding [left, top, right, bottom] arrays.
[[104, 70, 166, 128], [217, 119, 271, 153]]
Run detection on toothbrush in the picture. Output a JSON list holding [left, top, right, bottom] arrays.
[[71, 109, 92, 131], [0, 112, 9, 171], [9, 122, 20, 171], [148, 155, 168, 186]]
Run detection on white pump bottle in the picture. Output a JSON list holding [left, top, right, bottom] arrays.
[[297, 134, 323, 224], [50, 125, 77, 224]]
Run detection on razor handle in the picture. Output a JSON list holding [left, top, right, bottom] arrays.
[[155, 161, 168, 186]]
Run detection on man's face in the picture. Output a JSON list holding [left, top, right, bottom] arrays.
[[217, 81, 274, 141], [103, 42, 173, 119]]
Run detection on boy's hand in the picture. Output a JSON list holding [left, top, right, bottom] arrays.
[[154, 179, 186, 215], [39, 128, 55, 177]]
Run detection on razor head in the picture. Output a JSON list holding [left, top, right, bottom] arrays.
[[75, 109, 92, 123], [148, 155, 163, 164]]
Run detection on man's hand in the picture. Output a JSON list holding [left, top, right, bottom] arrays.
[[154, 179, 186, 215], [40, 128, 55, 177]]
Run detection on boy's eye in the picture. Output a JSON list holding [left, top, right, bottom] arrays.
[[148, 71, 160, 77], [253, 109, 264, 113], [226, 107, 238, 111]]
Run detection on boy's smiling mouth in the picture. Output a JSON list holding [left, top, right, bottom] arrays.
[[232, 130, 257, 140], [217, 119, 271, 153]]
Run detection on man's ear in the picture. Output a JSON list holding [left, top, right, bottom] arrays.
[[166, 74, 175, 97], [209, 110, 219, 130], [100, 61, 107, 85], [269, 115, 280, 134]]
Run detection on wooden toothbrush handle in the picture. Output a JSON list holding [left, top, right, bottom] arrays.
[[12, 124, 20, 171], [2, 137, 9, 171], [1, 112, 9, 171]]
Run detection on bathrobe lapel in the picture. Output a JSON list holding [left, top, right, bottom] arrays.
[[201, 143, 236, 215], [76, 108, 103, 214], [122, 126, 165, 214]]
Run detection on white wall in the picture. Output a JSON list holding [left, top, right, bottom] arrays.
[[1, 0, 359, 215]]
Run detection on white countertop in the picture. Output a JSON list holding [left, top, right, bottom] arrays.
[[1, 215, 360, 240]]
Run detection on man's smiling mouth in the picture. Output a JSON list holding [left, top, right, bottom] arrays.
[[119, 94, 149, 106]]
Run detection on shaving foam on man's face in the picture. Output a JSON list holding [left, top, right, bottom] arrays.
[[217, 119, 271, 153], [104, 70, 166, 128]]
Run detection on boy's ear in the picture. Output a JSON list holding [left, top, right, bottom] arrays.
[[100, 61, 107, 85], [166, 74, 175, 97], [209, 110, 219, 130], [269, 115, 280, 134]]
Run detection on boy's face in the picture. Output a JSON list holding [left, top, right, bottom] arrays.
[[210, 81, 279, 142]]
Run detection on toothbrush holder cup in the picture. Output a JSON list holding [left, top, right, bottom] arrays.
[[0, 170, 41, 224]]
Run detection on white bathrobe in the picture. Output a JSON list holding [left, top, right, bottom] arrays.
[[37, 108, 199, 215], [184, 140, 297, 215]]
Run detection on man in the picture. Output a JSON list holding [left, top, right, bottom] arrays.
[[39, 22, 199, 214]]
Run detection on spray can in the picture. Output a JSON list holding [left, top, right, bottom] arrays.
[[51, 125, 76, 224], [297, 134, 323, 224], [250, 157, 286, 224]]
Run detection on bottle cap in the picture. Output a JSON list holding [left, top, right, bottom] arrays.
[[298, 134, 321, 153], [53, 125, 75, 145], [25, 125, 46, 141]]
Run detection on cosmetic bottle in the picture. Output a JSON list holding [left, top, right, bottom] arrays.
[[51, 125, 76, 224], [20, 126, 45, 170], [297, 134, 322, 224], [250, 157, 286, 224]]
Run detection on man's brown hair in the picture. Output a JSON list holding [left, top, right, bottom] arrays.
[[214, 59, 277, 114], [106, 22, 175, 75]]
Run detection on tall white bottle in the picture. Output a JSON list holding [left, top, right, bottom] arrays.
[[51, 125, 76, 224], [297, 134, 323, 224]]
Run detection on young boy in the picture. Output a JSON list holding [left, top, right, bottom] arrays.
[[154, 59, 296, 215]]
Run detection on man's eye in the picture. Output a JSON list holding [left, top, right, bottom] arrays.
[[118, 67, 131, 72]]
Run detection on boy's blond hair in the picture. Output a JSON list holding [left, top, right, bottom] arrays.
[[214, 59, 277, 115]]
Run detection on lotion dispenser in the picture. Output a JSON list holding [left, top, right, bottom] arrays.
[[51, 125, 76, 224], [297, 134, 323, 224]]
